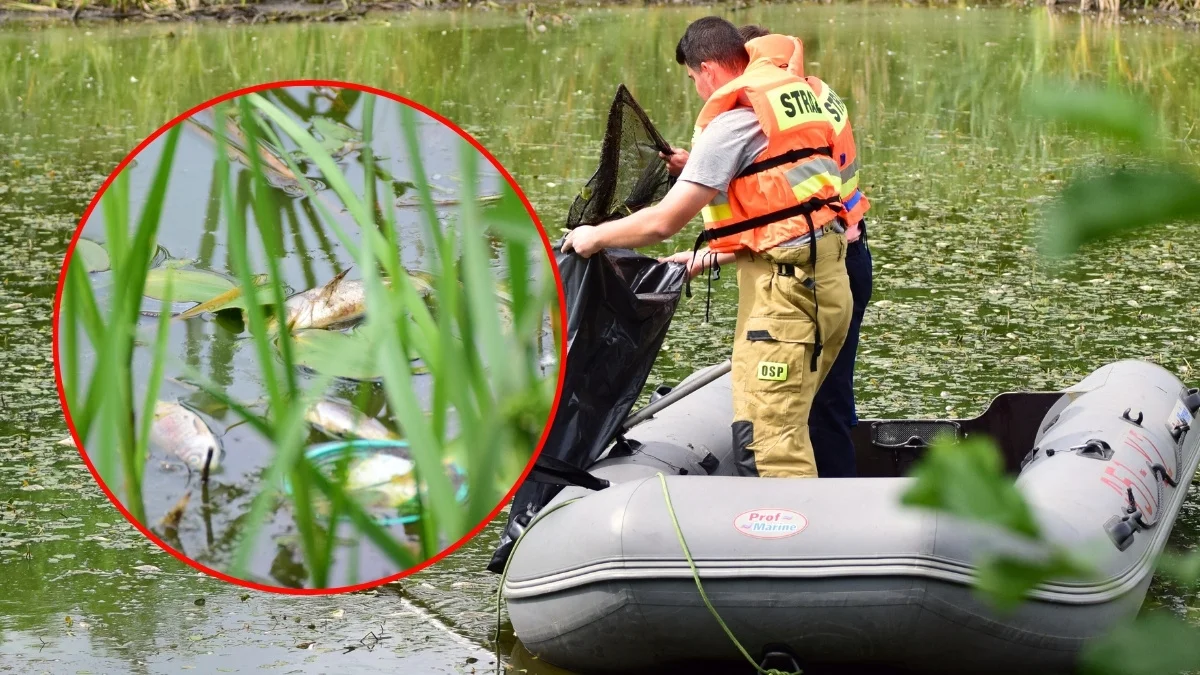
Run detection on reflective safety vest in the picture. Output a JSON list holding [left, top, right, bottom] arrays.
[[693, 58, 845, 255], [744, 35, 870, 229]]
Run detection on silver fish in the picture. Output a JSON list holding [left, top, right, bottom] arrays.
[[272, 269, 365, 332], [345, 453, 418, 508], [274, 270, 433, 333], [305, 400, 397, 441], [150, 401, 223, 472]]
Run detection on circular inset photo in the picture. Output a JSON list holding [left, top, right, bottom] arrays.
[[53, 81, 565, 592]]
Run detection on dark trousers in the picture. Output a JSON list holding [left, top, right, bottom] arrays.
[[809, 219, 873, 478]]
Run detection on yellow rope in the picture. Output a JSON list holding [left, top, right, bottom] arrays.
[[494, 477, 802, 675], [656, 472, 800, 675]]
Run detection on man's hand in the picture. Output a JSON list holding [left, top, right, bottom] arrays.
[[659, 249, 708, 279], [561, 225, 605, 258], [659, 147, 690, 177], [659, 248, 737, 279]]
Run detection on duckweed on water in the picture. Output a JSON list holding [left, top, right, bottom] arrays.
[[3, 5, 1200, 672]]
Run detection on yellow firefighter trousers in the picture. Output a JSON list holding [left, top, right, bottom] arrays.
[[731, 231, 853, 478]]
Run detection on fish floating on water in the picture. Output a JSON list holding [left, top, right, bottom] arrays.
[[271, 269, 434, 333], [305, 400, 398, 441], [271, 268, 364, 332], [150, 401, 224, 473], [345, 453, 419, 509]]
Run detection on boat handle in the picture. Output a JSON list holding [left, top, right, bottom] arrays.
[[1185, 388, 1200, 414], [1171, 422, 1190, 443], [1104, 516, 1136, 551], [1105, 469, 1175, 550], [1054, 439, 1114, 461], [1151, 463, 1178, 488], [1121, 408, 1143, 427]]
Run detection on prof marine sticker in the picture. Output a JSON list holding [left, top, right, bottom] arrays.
[[734, 508, 808, 539]]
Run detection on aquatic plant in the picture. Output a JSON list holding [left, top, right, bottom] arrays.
[[59, 127, 182, 526], [60, 90, 559, 588]]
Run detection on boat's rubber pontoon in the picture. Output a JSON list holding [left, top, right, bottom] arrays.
[[503, 360, 1199, 673]]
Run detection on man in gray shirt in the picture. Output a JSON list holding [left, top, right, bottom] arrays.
[[563, 16, 850, 479]]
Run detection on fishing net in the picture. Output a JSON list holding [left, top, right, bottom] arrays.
[[566, 84, 675, 228], [488, 86, 685, 574]]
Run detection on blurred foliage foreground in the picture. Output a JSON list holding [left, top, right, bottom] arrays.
[[901, 82, 1200, 675]]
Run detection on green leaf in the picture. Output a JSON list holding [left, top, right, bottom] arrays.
[[311, 116, 360, 145], [143, 268, 235, 304], [481, 182, 537, 242], [975, 549, 1093, 612], [901, 436, 1042, 540], [1079, 613, 1200, 675], [1026, 85, 1158, 146], [175, 276, 274, 319], [1042, 169, 1200, 258], [75, 238, 110, 273], [1157, 550, 1200, 589], [289, 329, 423, 382]]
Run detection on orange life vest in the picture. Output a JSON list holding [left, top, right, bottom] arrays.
[[693, 57, 845, 255], [744, 35, 870, 230]]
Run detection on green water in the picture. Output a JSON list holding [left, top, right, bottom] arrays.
[[2, 4, 1200, 673]]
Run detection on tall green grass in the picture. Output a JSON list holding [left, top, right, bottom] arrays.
[[60, 90, 558, 587], [61, 128, 181, 526]]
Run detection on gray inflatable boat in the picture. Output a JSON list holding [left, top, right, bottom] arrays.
[[502, 360, 1200, 673]]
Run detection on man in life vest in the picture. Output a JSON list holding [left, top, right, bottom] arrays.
[[734, 24, 874, 478], [561, 16, 852, 478]]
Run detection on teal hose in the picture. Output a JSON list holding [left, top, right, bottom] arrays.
[[285, 439, 467, 526]]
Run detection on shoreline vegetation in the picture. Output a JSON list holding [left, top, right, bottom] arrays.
[[2, 0, 1198, 27]]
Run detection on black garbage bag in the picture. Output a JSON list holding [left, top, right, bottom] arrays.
[[487, 248, 685, 573], [487, 84, 685, 574]]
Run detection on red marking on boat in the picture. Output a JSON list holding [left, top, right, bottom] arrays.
[[1106, 464, 1155, 515], [1100, 476, 1127, 498], [1129, 429, 1168, 468], [1124, 437, 1156, 470]]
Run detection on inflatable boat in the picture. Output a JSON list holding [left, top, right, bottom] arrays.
[[502, 360, 1200, 673]]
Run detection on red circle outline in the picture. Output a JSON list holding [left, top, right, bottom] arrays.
[[50, 79, 569, 595]]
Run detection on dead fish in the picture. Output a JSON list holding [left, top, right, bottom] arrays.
[[272, 269, 364, 332], [150, 401, 224, 473], [273, 270, 431, 333], [342, 453, 462, 510], [346, 453, 417, 508], [184, 116, 301, 190], [306, 400, 397, 441]]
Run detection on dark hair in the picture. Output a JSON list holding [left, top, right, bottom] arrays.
[[738, 24, 771, 41], [675, 16, 749, 72]]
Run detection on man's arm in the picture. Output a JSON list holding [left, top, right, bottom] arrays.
[[561, 180, 717, 257]]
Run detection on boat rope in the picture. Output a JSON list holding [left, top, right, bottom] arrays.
[[657, 472, 801, 675], [494, 496, 584, 674]]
